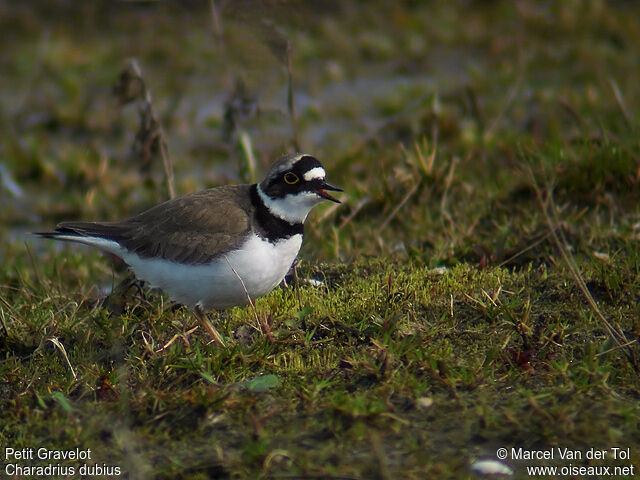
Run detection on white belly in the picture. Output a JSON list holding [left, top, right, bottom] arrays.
[[122, 233, 303, 309]]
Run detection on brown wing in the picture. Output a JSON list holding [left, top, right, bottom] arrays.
[[54, 185, 252, 265]]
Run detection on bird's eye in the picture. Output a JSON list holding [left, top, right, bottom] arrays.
[[284, 172, 299, 184]]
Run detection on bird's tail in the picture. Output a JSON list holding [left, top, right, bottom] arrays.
[[34, 222, 126, 254]]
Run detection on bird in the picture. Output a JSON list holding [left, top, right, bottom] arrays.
[[35, 153, 342, 344]]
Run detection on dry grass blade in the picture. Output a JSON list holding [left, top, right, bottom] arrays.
[[440, 155, 458, 228], [317, 200, 342, 223], [337, 197, 370, 231], [157, 326, 199, 352], [498, 231, 551, 267], [531, 173, 639, 371], [608, 77, 632, 125], [400, 136, 436, 177], [595, 339, 638, 358], [224, 256, 262, 335], [48, 336, 77, 380], [381, 181, 420, 230], [239, 130, 257, 183], [0, 303, 10, 336], [24, 241, 44, 290], [484, 38, 524, 141]]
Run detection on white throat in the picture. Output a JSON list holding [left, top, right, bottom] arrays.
[[257, 184, 322, 224]]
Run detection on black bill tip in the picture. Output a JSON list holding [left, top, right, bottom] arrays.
[[316, 182, 342, 203]]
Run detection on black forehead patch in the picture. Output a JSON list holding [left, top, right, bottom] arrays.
[[292, 155, 322, 175], [260, 154, 325, 199]]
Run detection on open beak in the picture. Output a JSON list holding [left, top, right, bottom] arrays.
[[316, 182, 343, 203]]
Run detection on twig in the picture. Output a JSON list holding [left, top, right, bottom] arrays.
[[116, 59, 176, 199]]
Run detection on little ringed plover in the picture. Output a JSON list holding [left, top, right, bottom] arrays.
[[36, 153, 342, 343]]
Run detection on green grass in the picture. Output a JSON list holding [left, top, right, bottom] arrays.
[[2, 1, 640, 479]]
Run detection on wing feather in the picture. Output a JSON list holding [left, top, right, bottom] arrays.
[[51, 185, 252, 265]]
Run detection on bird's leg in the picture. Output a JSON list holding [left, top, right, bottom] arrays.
[[104, 272, 143, 316], [194, 305, 226, 347]]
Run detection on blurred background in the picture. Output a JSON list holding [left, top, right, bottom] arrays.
[[3, 0, 638, 265]]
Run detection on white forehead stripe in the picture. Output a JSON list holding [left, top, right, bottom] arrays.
[[303, 167, 326, 181]]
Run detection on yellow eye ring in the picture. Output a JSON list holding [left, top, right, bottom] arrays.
[[284, 172, 299, 184]]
